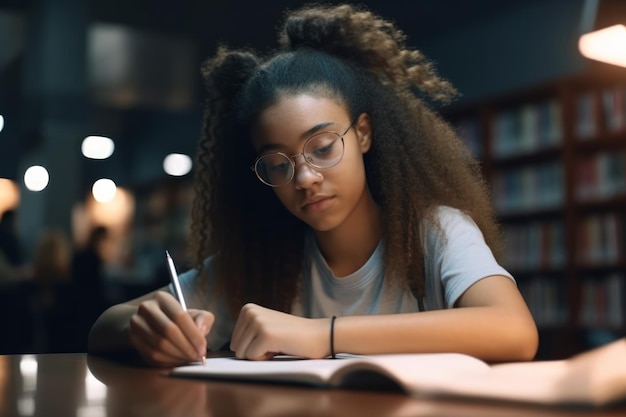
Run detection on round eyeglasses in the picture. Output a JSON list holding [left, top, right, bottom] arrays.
[[252, 122, 354, 187]]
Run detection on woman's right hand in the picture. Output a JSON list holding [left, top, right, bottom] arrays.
[[129, 291, 214, 367]]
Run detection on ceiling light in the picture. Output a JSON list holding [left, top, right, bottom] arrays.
[[579, 24, 626, 68]]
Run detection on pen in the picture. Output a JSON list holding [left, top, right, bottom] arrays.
[[166, 250, 187, 310], [166, 250, 206, 365]]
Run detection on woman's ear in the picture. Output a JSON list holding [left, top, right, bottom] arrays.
[[354, 113, 372, 153]]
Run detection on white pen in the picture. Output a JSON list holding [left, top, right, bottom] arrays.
[[166, 250, 187, 310], [166, 250, 206, 365]]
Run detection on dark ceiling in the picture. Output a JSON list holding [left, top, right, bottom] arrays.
[[3, 0, 533, 52], [90, 0, 532, 53], [0, 0, 578, 190]]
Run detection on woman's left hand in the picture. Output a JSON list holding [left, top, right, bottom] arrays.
[[230, 303, 329, 360]]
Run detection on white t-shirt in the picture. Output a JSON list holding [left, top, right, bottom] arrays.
[[173, 206, 513, 351]]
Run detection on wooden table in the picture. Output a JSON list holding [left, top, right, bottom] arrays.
[[0, 353, 624, 417]]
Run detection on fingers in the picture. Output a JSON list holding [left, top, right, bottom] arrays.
[[129, 291, 212, 366], [130, 312, 190, 364], [230, 303, 258, 359], [131, 302, 198, 361], [193, 310, 215, 339], [230, 321, 249, 358], [241, 334, 279, 361], [231, 304, 328, 360], [158, 298, 208, 358], [189, 310, 214, 352], [231, 304, 281, 360], [129, 324, 188, 367]]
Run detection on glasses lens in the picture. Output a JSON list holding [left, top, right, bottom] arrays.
[[255, 154, 293, 186], [304, 133, 344, 168]]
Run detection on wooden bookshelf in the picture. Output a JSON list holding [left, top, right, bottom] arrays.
[[445, 64, 626, 360]]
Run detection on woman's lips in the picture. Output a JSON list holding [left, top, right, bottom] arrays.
[[302, 196, 334, 212]]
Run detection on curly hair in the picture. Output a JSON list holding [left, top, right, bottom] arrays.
[[190, 4, 501, 315]]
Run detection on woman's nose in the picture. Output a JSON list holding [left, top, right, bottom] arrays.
[[292, 154, 323, 189]]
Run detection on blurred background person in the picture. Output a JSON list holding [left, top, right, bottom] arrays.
[[26, 228, 73, 352], [0, 210, 26, 283], [70, 225, 110, 348]]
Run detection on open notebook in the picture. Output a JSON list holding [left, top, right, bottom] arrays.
[[171, 338, 626, 407]]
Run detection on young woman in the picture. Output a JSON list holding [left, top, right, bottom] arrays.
[[88, 4, 538, 367]]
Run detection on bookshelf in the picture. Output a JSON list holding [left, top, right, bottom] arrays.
[[446, 65, 626, 360]]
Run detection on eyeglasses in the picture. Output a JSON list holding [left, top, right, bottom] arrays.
[[252, 121, 354, 187]]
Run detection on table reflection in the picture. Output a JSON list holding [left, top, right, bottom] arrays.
[[0, 353, 625, 417], [86, 354, 431, 417], [86, 354, 626, 417], [88, 354, 211, 417], [0, 353, 103, 417]]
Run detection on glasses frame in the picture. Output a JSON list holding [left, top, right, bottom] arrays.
[[251, 119, 356, 187]]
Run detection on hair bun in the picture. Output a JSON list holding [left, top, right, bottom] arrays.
[[278, 4, 456, 103], [201, 47, 259, 98], [279, 5, 356, 56]]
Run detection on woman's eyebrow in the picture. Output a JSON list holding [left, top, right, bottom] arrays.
[[299, 121, 335, 139], [258, 121, 336, 154]]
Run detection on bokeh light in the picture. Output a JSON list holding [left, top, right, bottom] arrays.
[[163, 153, 192, 176], [24, 166, 49, 192], [82, 136, 115, 159], [92, 178, 117, 202], [0, 178, 20, 214]]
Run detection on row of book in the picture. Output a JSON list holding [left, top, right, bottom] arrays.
[[518, 274, 625, 329], [452, 85, 625, 160], [579, 274, 625, 328], [517, 277, 569, 327], [576, 151, 626, 201], [576, 86, 626, 139], [491, 99, 562, 158], [493, 162, 563, 214], [576, 213, 624, 266], [502, 221, 566, 272], [501, 213, 624, 269]]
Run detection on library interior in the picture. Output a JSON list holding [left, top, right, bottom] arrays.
[[0, 0, 625, 362]]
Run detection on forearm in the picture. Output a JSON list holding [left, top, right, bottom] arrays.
[[88, 303, 137, 354], [333, 306, 538, 362]]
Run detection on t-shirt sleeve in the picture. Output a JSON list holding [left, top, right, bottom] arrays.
[[424, 206, 514, 308], [167, 257, 235, 351]]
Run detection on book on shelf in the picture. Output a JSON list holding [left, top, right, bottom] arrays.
[[502, 220, 566, 271], [491, 99, 562, 158], [517, 277, 569, 327], [602, 86, 626, 133], [577, 213, 624, 265], [171, 338, 626, 407], [576, 152, 626, 201], [580, 273, 625, 328], [576, 92, 598, 140], [493, 162, 563, 214]]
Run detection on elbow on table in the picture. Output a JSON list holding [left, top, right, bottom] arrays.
[[504, 316, 539, 361]]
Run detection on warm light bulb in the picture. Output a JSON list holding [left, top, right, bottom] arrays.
[[0, 178, 20, 213], [579, 24, 626, 68]]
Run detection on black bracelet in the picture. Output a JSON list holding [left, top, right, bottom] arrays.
[[330, 315, 337, 359]]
